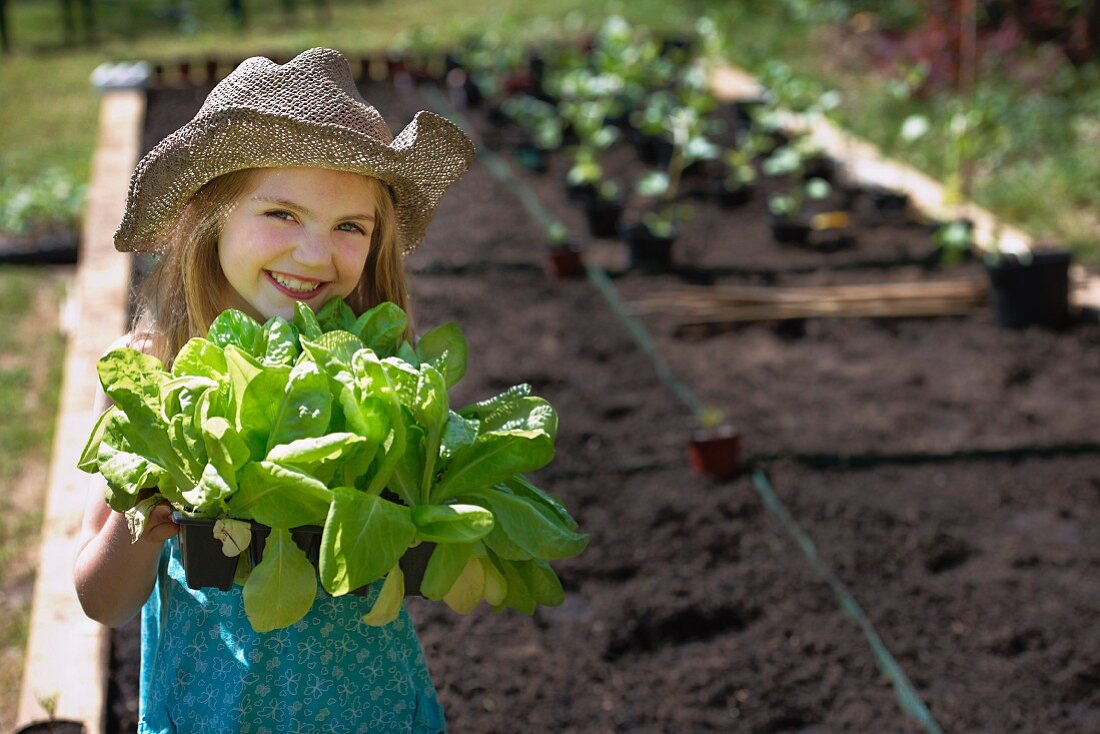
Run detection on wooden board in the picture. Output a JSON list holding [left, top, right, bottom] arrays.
[[15, 89, 141, 734], [629, 278, 988, 325]]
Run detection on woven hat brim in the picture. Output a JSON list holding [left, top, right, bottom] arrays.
[[114, 108, 475, 256]]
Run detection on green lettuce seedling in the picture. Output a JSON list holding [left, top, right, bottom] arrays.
[[79, 298, 587, 631]]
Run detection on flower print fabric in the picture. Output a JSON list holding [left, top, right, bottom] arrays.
[[138, 537, 445, 734]]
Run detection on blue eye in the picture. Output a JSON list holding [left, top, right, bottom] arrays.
[[266, 210, 294, 221], [337, 222, 367, 235]]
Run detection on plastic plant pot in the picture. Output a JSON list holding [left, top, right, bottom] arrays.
[[867, 186, 909, 214], [801, 155, 835, 183], [249, 522, 323, 568], [170, 512, 240, 592], [564, 179, 597, 204], [622, 222, 676, 270], [249, 522, 435, 598], [513, 142, 548, 173], [400, 541, 435, 598], [546, 243, 585, 279], [14, 721, 87, 734], [688, 425, 742, 480], [986, 249, 1073, 330], [584, 197, 624, 238], [769, 214, 811, 245], [712, 181, 753, 209], [632, 134, 673, 167]]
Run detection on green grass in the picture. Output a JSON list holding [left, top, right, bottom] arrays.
[[0, 0, 687, 180]]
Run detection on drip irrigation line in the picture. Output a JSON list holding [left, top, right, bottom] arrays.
[[603, 256, 950, 283], [540, 457, 684, 482], [751, 469, 944, 734], [408, 260, 543, 277], [583, 264, 705, 421], [421, 82, 707, 423], [430, 82, 941, 732], [748, 441, 1100, 471]]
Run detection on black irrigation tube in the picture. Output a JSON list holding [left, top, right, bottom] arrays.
[[420, 82, 945, 733], [408, 260, 544, 277], [748, 441, 1100, 471], [602, 256, 949, 284]]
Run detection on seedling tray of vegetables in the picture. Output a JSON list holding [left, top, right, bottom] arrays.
[[79, 297, 588, 632]]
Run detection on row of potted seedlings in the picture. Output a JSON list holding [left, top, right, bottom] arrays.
[[443, 18, 1074, 331]]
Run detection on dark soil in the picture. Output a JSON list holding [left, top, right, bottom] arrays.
[[105, 76, 1100, 733], [763, 457, 1100, 734]]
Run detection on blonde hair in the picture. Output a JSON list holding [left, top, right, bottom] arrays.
[[131, 168, 411, 368]]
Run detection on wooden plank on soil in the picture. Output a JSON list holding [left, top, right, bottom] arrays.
[[628, 278, 988, 324], [1073, 272, 1100, 320], [15, 89, 142, 734]]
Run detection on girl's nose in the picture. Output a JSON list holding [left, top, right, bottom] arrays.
[[292, 229, 332, 268]]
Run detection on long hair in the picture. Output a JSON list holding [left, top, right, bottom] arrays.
[[131, 168, 411, 367]]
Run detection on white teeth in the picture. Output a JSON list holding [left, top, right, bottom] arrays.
[[269, 272, 322, 293]]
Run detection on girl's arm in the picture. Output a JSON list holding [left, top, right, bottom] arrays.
[[72, 336, 179, 628]]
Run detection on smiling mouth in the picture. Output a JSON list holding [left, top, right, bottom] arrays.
[[265, 270, 328, 299]]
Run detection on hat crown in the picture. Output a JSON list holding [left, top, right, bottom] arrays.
[[198, 47, 393, 144]]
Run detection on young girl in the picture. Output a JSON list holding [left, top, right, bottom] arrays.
[[73, 47, 475, 733]]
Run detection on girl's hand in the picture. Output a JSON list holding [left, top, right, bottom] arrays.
[[140, 503, 180, 544]]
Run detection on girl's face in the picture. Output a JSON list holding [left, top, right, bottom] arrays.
[[218, 167, 381, 321]]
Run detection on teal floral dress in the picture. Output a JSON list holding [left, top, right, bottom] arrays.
[[138, 537, 446, 734]]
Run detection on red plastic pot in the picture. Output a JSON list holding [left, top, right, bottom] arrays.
[[546, 245, 585, 279], [688, 426, 742, 480]]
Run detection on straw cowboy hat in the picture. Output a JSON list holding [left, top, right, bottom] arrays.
[[114, 47, 476, 256]]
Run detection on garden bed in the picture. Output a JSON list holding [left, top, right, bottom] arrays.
[[762, 457, 1100, 734], [103, 73, 1100, 732]]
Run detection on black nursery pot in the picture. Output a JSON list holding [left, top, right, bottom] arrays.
[[986, 250, 1073, 330], [249, 522, 323, 568], [14, 721, 87, 734], [867, 186, 909, 214], [250, 522, 435, 598], [632, 133, 674, 167], [801, 155, 836, 183], [769, 214, 811, 245], [400, 541, 435, 598], [564, 179, 597, 204], [171, 513, 240, 592], [584, 197, 624, 238], [513, 142, 548, 173], [622, 223, 676, 270], [709, 180, 753, 209]]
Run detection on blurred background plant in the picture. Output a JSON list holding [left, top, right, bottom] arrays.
[[0, 170, 86, 240], [1, 0, 1097, 255]]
